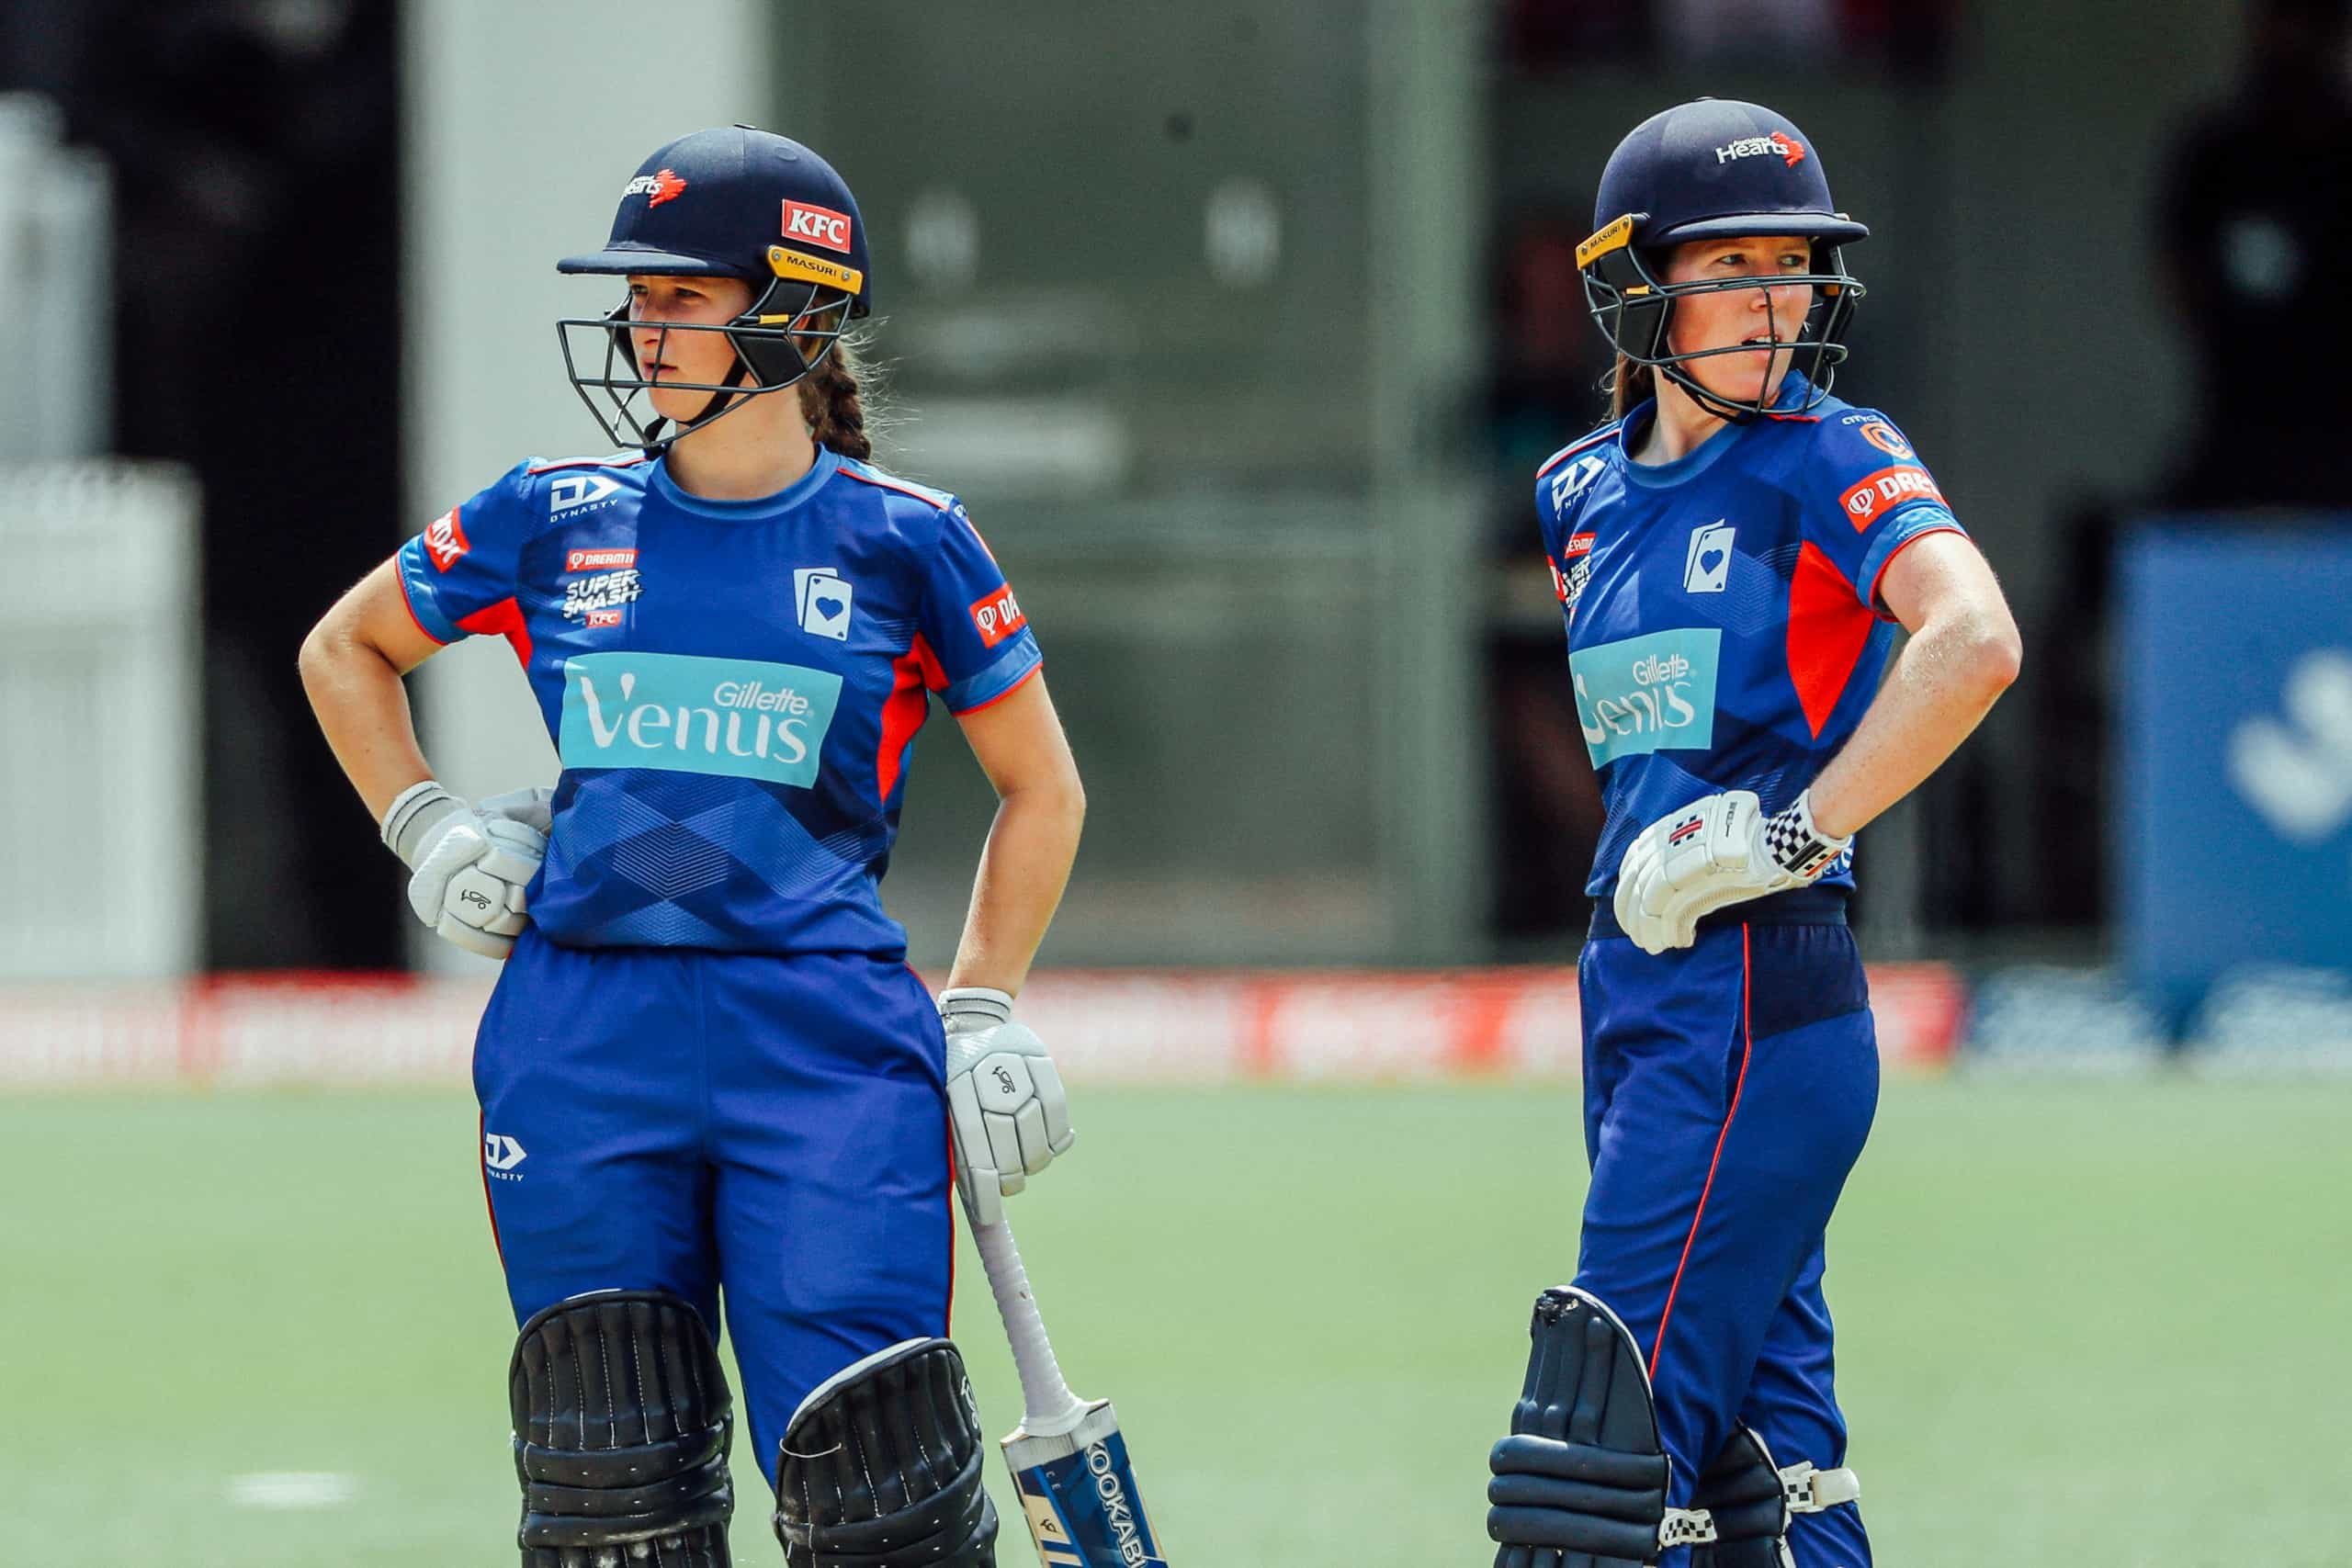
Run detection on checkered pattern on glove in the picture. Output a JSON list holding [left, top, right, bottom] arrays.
[[1611, 789, 1851, 954], [1761, 792, 1849, 881]]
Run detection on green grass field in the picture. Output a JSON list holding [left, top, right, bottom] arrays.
[[5, 1076, 2348, 1567]]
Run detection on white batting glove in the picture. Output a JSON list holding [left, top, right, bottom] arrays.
[[940, 987, 1075, 1228], [1611, 789, 1850, 955], [379, 780, 548, 960]]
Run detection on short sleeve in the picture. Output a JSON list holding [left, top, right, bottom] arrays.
[[1803, 411, 1970, 616], [394, 461, 535, 644], [915, 500, 1043, 714], [1534, 439, 1609, 614]]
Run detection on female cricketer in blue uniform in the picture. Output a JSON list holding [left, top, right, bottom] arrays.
[[300, 127, 1082, 1567], [1486, 101, 2022, 1568]]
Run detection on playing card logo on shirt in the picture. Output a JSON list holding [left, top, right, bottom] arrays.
[[795, 567, 854, 639], [423, 507, 469, 571], [1683, 521, 1736, 594], [970, 586, 1027, 649]]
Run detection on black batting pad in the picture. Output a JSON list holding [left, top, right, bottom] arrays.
[[1488, 1286, 1668, 1568], [509, 1289, 735, 1568], [774, 1337, 998, 1568]]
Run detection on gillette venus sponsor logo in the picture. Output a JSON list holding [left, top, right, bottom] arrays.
[[1570, 627, 1721, 766], [1084, 1443, 1155, 1567], [558, 651, 842, 787]]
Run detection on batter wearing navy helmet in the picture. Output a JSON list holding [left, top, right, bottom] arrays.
[[300, 126, 1088, 1566], [1483, 101, 2021, 1568]]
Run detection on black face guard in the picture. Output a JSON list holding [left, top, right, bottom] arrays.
[[1578, 214, 1865, 423], [557, 268, 853, 453]]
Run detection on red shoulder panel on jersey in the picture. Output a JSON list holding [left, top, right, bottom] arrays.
[[876, 634, 946, 804], [836, 465, 952, 511], [456, 596, 534, 672], [1786, 542, 1874, 737], [1536, 423, 1623, 479]]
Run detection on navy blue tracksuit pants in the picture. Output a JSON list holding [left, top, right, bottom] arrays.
[[472, 927, 956, 1483], [1577, 911, 1879, 1568]]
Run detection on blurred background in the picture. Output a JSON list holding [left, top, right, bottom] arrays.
[[3, 1, 2348, 1564]]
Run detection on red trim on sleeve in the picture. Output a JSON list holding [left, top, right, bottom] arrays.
[[456, 596, 533, 671], [876, 636, 938, 804], [834, 465, 952, 511], [1787, 540, 1876, 738], [396, 570, 451, 646], [1536, 423, 1622, 479], [1649, 924, 1756, 1378], [1866, 524, 1970, 623], [950, 660, 1042, 717]]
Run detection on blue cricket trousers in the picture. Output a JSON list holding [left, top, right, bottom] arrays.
[[1577, 906, 1879, 1568], [472, 927, 956, 1482]]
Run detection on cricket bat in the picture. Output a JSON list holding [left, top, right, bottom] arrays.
[[965, 1207, 1170, 1568]]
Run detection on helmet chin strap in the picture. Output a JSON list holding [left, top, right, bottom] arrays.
[[654, 355, 767, 449]]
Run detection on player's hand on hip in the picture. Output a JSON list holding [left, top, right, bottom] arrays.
[[379, 780, 549, 960], [1611, 788, 1849, 955], [940, 987, 1075, 1228]]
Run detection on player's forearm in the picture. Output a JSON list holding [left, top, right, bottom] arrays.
[[944, 780, 1084, 998], [1805, 610, 2020, 840], [297, 626, 435, 824]]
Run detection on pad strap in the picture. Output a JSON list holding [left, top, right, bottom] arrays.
[[1780, 1459, 1861, 1512]]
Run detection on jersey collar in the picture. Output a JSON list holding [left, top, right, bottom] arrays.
[[648, 443, 842, 520]]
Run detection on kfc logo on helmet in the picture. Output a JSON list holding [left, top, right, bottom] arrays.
[[1715, 132, 1806, 167], [1840, 466, 1946, 528], [782, 199, 854, 254], [970, 587, 1027, 649], [623, 168, 688, 206], [423, 507, 469, 571]]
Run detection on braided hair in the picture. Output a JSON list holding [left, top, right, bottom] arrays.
[[798, 335, 875, 461]]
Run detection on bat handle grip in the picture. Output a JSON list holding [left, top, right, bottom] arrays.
[[970, 1213, 1091, 1436]]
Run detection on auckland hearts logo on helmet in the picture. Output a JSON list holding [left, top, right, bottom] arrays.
[[1714, 132, 1806, 168], [622, 168, 688, 206]]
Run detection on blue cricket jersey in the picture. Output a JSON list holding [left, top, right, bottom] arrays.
[[1538, 375, 1967, 898], [395, 444, 1042, 955]]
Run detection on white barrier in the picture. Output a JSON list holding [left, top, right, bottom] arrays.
[[0, 461, 202, 981], [0, 964, 1968, 1088]]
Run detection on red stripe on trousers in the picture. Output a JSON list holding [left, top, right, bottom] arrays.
[[1649, 923, 1755, 1378]]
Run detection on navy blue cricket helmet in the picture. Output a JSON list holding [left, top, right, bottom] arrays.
[[1578, 99, 1867, 419], [556, 125, 872, 450]]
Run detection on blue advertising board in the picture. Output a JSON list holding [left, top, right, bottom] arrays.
[[2119, 525, 2352, 1018]]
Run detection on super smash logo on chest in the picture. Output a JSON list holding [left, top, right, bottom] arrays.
[[561, 547, 641, 627]]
